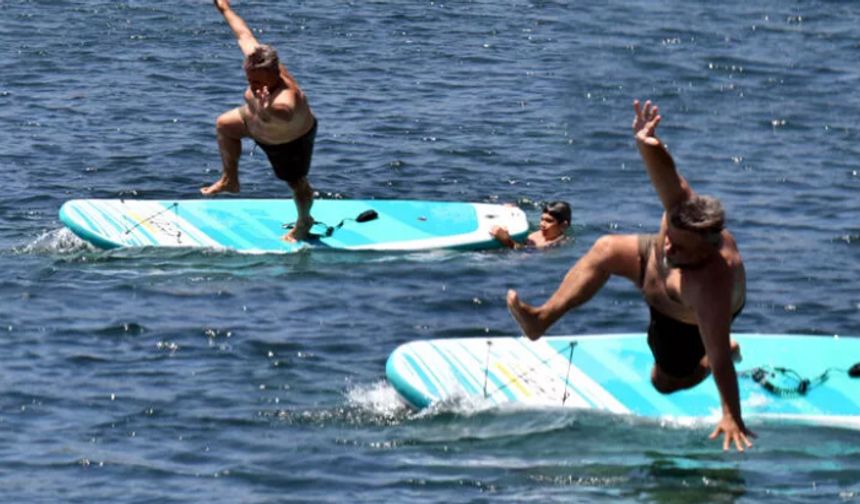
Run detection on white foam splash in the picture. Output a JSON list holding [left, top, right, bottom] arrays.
[[16, 228, 94, 255], [346, 380, 412, 418]]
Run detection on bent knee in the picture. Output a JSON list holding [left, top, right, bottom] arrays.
[[651, 364, 706, 394], [587, 235, 638, 277], [651, 375, 679, 394], [215, 109, 247, 139], [590, 235, 618, 259]]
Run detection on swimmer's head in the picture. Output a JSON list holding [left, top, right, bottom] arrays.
[[542, 201, 571, 227], [539, 201, 571, 240]]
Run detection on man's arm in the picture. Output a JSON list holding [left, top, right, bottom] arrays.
[[689, 267, 755, 452], [632, 100, 692, 212], [213, 0, 259, 56]]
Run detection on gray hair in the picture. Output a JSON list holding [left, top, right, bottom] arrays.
[[669, 195, 725, 244], [243, 45, 280, 73]]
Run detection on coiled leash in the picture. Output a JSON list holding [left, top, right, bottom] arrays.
[[283, 209, 378, 238], [740, 362, 860, 398]]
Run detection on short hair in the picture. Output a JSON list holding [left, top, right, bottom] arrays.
[[669, 195, 725, 244], [243, 45, 280, 73], [542, 201, 572, 225]]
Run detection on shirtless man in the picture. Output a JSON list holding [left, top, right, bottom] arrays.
[[203, 0, 317, 242], [507, 100, 754, 452], [491, 201, 571, 249]]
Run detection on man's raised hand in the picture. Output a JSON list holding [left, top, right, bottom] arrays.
[[633, 99, 662, 146], [213, 0, 231, 14]]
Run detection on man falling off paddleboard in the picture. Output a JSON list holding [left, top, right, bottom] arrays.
[[507, 100, 753, 452], [203, 0, 317, 242]]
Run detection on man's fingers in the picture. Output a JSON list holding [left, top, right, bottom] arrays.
[[733, 435, 745, 452]]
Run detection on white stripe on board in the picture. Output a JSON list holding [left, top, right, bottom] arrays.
[[78, 200, 149, 246], [107, 200, 221, 248], [484, 338, 592, 408], [401, 341, 464, 399], [526, 339, 630, 414]]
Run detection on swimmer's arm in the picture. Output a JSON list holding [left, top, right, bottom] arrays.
[[632, 100, 693, 212], [490, 226, 524, 249], [213, 0, 259, 57]]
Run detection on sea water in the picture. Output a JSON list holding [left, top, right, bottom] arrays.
[[1, 1, 858, 502]]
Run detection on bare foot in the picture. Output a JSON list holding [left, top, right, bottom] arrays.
[[506, 289, 545, 340], [730, 340, 742, 363], [200, 177, 239, 196], [283, 217, 314, 243]]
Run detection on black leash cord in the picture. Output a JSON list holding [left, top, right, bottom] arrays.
[[283, 209, 379, 238], [741, 363, 859, 398]]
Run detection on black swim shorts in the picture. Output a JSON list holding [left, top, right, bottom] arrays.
[[255, 119, 317, 184]]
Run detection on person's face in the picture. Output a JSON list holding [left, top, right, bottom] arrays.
[[663, 223, 712, 269], [539, 212, 567, 239], [245, 68, 279, 97]]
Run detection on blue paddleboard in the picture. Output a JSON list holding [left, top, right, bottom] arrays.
[[386, 333, 860, 429], [58, 199, 529, 253]]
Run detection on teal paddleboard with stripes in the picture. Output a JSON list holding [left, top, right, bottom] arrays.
[[386, 333, 860, 429], [58, 199, 528, 253]]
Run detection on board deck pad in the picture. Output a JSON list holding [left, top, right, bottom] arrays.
[[59, 199, 529, 253], [386, 333, 860, 429]]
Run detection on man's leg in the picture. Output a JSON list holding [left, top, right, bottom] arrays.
[[201, 108, 246, 195], [508, 235, 641, 339], [651, 364, 709, 393], [651, 340, 740, 393], [283, 176, 314, 242]]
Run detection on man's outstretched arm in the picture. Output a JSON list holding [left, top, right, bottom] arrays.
[[691, 268, 755, 452], [632, 100, 692, 213], [213, 0, 259, 56]]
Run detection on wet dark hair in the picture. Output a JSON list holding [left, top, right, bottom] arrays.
[[243, 45, 280, 73], [542, 201, 571, 225], [669, 195, 725, 244]]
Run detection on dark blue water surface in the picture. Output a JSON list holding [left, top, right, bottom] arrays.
[[2, 1, 859, 502]]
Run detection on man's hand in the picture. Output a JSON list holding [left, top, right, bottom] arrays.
[[249, 86, 275, 122], [633, 99, 661, 146], [213, 0, 231, 14], [709, 413, 755, 452], [256, 85, 274, 108]]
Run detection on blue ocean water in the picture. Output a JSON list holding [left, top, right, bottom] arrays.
[[1, 0, 859, 502]]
